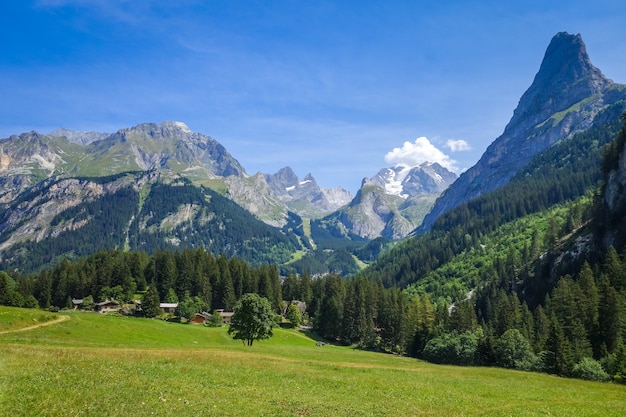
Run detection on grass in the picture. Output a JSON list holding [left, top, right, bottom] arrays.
[[0, 307, 58, 333], [1, 307, 625, 416]]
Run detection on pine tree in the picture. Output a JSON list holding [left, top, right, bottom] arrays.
[[0, 272, 9, 305], [577, 262, 599, 338], [533, 304, 550, 352], [603, 246, 625, 291], [597, 274, 621, 353], [544, 314, 574, 376], [317, 275, 345, 341], [142, 283, 162, 318], [299, 272, 313, 306], [217, 255, 236, 310]]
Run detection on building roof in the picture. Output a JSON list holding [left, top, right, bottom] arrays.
[[96, 299, 120, 306], [159, 303, 179, 309]]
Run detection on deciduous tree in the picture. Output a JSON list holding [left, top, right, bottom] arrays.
[[228, 293, 277, 346]]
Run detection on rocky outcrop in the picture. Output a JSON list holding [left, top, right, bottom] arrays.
[[262, 167, 352, 218], [224, 173, 288, 227], [602, 127, 626, 249], [419, 32, 626, 233]]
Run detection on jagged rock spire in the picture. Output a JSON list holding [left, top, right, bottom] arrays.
[[418, 32, 623, 234], [507, 32, 611, 132]]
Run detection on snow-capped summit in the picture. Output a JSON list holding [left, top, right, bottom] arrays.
[[370, 162, 457, 199]]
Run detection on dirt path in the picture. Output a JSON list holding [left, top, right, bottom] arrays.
[[0, 314, 70, 335]]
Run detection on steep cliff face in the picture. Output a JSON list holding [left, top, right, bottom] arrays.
[[224, 173, 288, 228], [419, 32, 626, 233], [602, 123, 626, 249]]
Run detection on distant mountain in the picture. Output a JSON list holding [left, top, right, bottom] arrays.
[[79, 121, 246, 179], [49, 128, 109, 145], [371, 163, 457, 198], [1, 122, 337, 227], [313, 162, 457, 240], [0, 131, 84, 203], [418, 32, 626, 233], [0, 121, 360, 272], [0, 121, 246, 202], [264, 167, 352, 216]]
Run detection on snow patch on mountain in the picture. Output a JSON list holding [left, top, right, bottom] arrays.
[[371, 162, 456, 199]]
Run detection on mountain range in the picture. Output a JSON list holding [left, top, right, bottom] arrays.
[[1, 31, 624, 274]]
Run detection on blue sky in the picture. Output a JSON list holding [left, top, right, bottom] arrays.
[[1, 1, 625, 193]]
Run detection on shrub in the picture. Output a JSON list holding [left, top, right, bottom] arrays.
[[422, 330, 481, 366], [572, 357, 611, 382], [493, 329, 539, 371]]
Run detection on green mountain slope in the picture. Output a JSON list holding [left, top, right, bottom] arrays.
[[362, 103, 626, 290], [0, 172, 299, 273]]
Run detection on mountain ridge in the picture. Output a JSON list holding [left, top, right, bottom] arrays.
[[418, 31, 626, 233]]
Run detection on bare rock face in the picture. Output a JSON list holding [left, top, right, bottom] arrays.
[[419, 32, 626, 233], [224, 173, 288, 227], [0, 131, 78, 203], [605, 139, 626, 217], [263, 167, 353, 217], [598, 122, 626, 254]]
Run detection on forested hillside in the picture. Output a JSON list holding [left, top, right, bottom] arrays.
[[363, 102, 626, 290], [0, 173, 299, 272]]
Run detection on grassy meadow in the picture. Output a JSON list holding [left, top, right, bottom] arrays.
[[1, 306, 624, 416]]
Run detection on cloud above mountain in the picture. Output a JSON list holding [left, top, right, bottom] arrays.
[[384, 137, 458, 172], [446, 139, 471, 152]]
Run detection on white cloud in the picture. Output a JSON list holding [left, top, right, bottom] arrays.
[[384, 137, 458, 172], [446, 139, 471, 152]]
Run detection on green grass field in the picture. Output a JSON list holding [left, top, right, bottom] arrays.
[[1, 306, 624, 416]]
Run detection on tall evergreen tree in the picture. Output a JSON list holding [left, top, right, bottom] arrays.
[[142, 283, 162, 318], [216, 255, 236, 310], [597, 274, 621, 354], [544, 314, 574, 376], [577, 262, 599, 340], [603, 246, 625, 291], [317, 275, 345, 341]]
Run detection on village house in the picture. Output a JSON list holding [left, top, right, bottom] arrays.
[[95, 299, 120, 314], [191, 311, 234, 325], [214, 309, 234, 325], [191, 312, 211, 324], [159, 302, 178, 314]]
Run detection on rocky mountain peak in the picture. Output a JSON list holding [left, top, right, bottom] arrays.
[[49, 128, 109, 145], [370, 162, 457, 198], [117, 121, 193, 141], [418, 32, 626, 233], [270, 167, 299, 188], [507, 32, 611, 132]]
